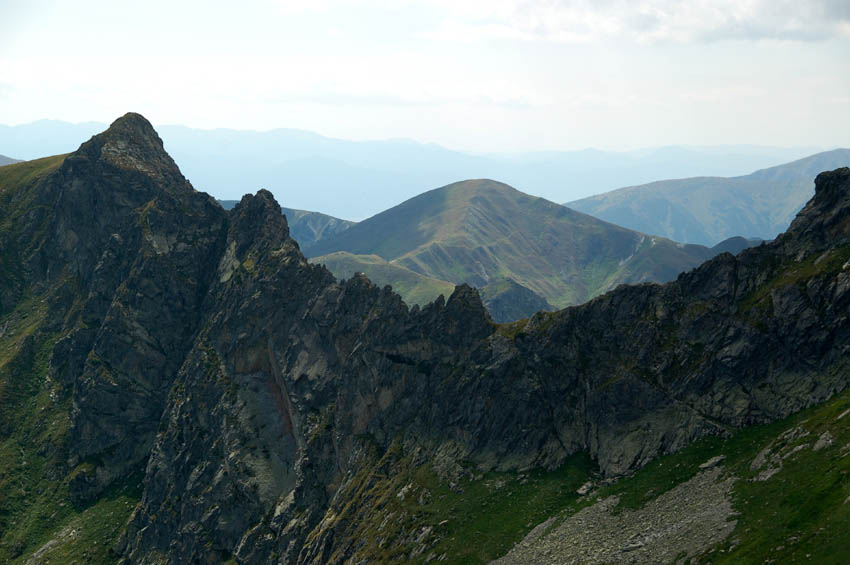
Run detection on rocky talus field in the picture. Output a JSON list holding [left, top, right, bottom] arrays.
[[0, 113, 849, 563]]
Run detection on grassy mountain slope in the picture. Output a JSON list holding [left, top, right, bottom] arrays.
[[323, 382, 850, 564], [309, 251, 456, 308], [0, 114, 230, 563], [0, 155, 67, 306], [310, 251, 555, 321], [219, 199, 356, 251], [568, 148, 850, 246], [0, 155, 142, 563], [308, 179, 715, 308]]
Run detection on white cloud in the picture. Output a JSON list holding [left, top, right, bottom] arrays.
[[417, 0, 850, 44], [0, 0, 847, 152]]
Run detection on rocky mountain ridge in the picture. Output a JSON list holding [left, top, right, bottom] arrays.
[[1, 114, 849, 563], [218, 199, 356, 252]]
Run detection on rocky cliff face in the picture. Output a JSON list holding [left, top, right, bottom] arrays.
[[0, 113, 229, 505], [121, 163, 850, 562], [2, 114, 850, 563], [217, 199, 357, 252]]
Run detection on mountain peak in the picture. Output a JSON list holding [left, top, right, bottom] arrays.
[[68, 112, 185, 187], [228, 189, 291, 258], [101, 112, 160, 144], [784, 167, 850, 252], [813, 166, 850, 206], [442, 178, 520, 196]]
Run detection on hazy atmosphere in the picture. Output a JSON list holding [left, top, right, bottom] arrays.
[[2, 0, 849, 152], [4, 3, 850, 563]]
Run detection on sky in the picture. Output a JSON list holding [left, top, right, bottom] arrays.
[[1, 0, 849, 153]]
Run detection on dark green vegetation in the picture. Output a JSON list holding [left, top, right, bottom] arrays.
[[0, 154, 64, 189], [0, 156, 142, 563], [2, 114, 850, 564], [704, 390, 850, 564], [0, 154, 66, 307], [310, 384, 850, 564], [411, 457, 593, 563], [309, 179, 717, 309], [568, 148, 850, 246], [582, 382, 850, 564], [302, 442, 595, 564]]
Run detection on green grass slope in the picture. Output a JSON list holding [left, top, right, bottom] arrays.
[[308, 179, 714, 308], [540, 381, 850, 564], [567, 148, 850, 246], [323, 380, 850, 564], [0, 154, 65, 196], [309, 251, 456, 307], [0, 155, 67, 310], [0, 155, 141, 563], [311, 252, 556, 321]]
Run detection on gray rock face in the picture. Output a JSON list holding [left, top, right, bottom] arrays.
[[121, 166, 850, 562], [7, 113, 229, 501], [494, 467, 738, 565], [5, 114, 850, 563], [218, 199, 357, 251]]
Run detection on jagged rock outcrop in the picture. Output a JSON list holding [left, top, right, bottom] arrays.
[[121, 159, 850, 562], [3, 114, 850, 563], [218, 199, 357, 252], [2, 113, 229, 501]]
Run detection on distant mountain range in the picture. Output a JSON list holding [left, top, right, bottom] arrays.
[[567, 149, 850, 246], [0, 119, 823, 219], [306, 179, 739, 316], [0, 155, 20, 166]]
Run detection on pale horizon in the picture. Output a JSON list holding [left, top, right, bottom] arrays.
[[0, 115, 837, 156], [2, 0, 849, 153]]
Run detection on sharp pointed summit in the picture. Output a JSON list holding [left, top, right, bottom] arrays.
[[65, 111, 188, 189]]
